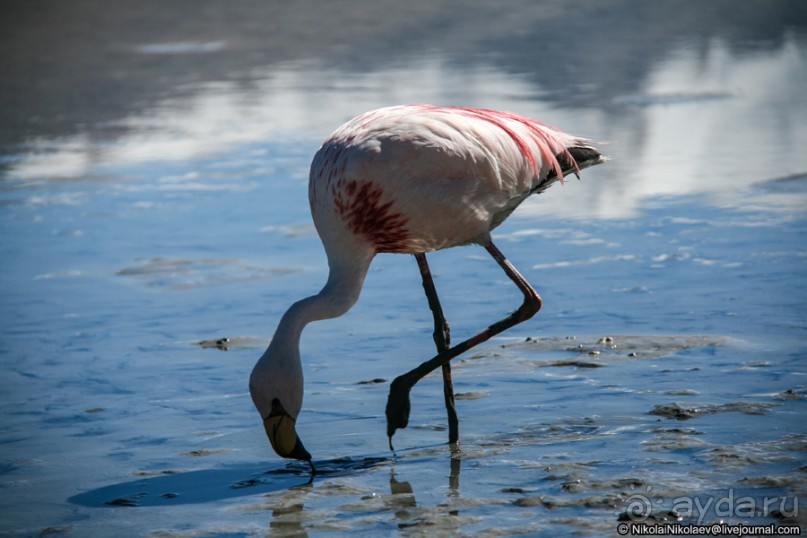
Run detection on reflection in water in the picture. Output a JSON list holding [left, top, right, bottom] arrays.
[[388, 471, 417, 524], [6, 34, 805, 219], [386, 449, 463, 530], [250, 448, 463, 536], [448, 450, 461, 500], [270, 503, 309, 538]]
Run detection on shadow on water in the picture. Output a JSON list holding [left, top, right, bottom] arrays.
[[69, 455, 390, 507]]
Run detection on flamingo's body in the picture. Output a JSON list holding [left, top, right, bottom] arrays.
[[250, 105, 605, 465]]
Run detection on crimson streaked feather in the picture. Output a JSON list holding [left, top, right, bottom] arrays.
[[422, 105, 577, 181], [310, 105, 603, 254]]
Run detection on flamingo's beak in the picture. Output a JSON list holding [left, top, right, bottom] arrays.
[[263, 399, 312, 462]]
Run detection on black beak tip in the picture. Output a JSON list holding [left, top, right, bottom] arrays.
[[288, 437, 312, 462]]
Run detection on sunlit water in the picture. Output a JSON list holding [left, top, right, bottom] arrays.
[[1, 9, 806, 536]]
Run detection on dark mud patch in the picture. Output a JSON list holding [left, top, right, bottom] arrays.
[[195, 336, 267, 350], [642, 427, 711, 452], [478, 420, 605, 451], [506, 334, 731, 364], [179, 448, 233, 457], [39, 525, 72, 535], [536, 359, 604, 368], [704, 434, 807, 468], [661, 389, 699, 396], [649, 401, 777, 420], [117, 257, 298, 290], [132, 469, 178, 477], [738, 475, 805, 489], [454, 391, 488, 400], [356, 378, 386, 385], [773, 388, 807, 401], [514, 492, 626, 510]]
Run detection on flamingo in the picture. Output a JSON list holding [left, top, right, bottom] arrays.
[[249, 105, 605, 468]]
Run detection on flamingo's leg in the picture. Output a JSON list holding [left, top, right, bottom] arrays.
[[414, 253, 458, 446], [387, 241, 541, 445]]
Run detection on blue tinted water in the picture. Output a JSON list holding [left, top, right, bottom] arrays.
[[1, 4, 805, 535]]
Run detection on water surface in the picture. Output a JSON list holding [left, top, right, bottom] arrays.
[[1, 1, 805, 536]]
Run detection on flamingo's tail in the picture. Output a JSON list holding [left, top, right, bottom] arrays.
[[530, 143, 606, 195], [565, 145, 607, 176]]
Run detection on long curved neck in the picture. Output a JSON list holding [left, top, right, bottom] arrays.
[[259, 248, 375, 370], [250, 245, 374, 420]]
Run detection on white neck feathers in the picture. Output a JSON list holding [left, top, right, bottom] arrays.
[[250, 248, 374, 418]]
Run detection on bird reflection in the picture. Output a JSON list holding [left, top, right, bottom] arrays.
[[448, 445, 461, 498], [388, 471, 417, 521], [388, 448, 463, 529], [264, 452, 464, 533], [269, 502, 308, 537], [263, 476, 314, 536]]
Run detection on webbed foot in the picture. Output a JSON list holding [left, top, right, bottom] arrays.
[[385, 375, 412, 450]]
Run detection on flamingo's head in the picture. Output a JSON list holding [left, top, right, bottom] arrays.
[[249, 350, 311, 463], [259, 397, 311, 462]]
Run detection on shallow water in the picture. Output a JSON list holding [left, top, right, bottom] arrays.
[[1, 2, 806, 536]]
